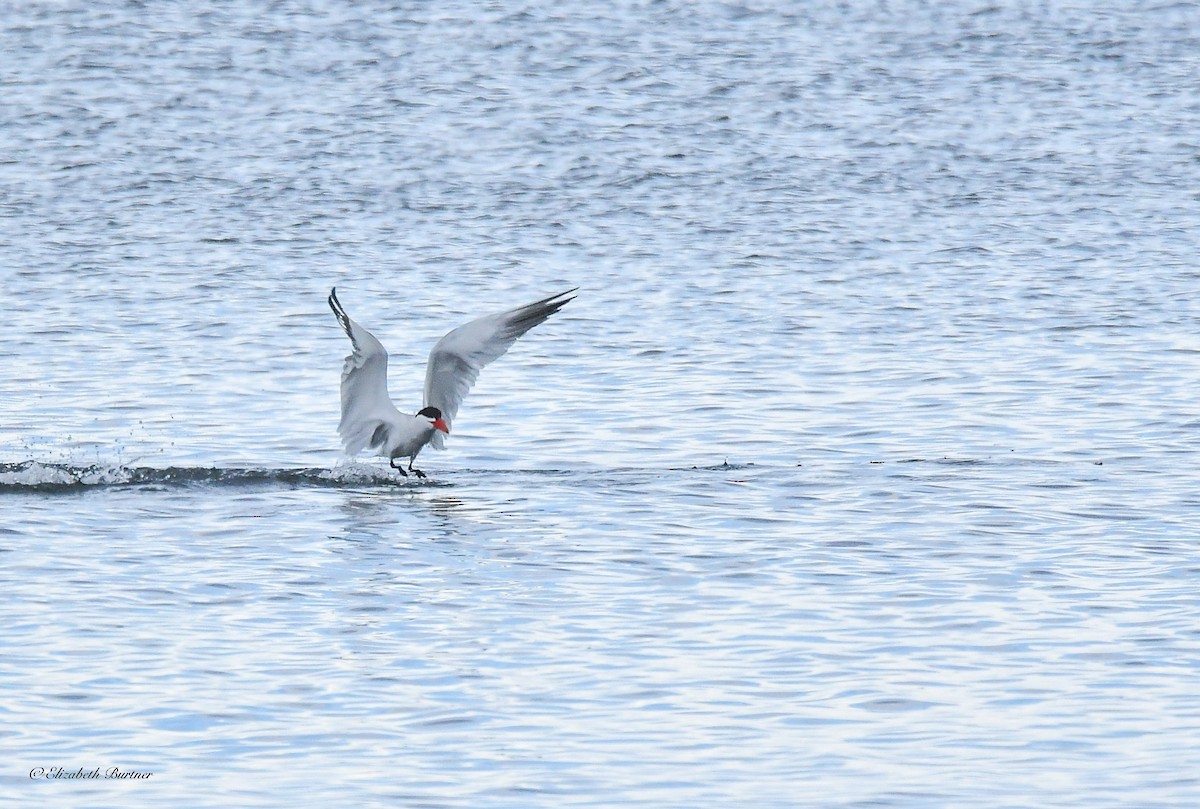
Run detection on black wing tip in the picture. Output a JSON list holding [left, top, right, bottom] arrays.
[[328, 287, 353, 337], [502, 288, 578, 335], [548, 287, 578, 314], [536, 287, 579, 314], [524, 287, 579, 308]]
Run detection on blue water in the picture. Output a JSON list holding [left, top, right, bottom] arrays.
[[3, 2, 1200, 806]]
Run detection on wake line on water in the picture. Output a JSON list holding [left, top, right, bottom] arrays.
[[0, 461, 424, 492], [3, 457, 1067, 493], [0, 460, 754, 492]]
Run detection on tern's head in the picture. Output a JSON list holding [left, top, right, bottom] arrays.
[[417, 406, 450, 434]]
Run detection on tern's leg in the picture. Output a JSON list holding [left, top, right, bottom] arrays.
[[389, 458, 409, 477], [408, 458, 427, 479]]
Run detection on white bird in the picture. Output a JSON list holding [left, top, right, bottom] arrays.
[[328, 286, 576, 478]]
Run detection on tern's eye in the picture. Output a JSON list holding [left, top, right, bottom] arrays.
[[417, 406, 442, 420]]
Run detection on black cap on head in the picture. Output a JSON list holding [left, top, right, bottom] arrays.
[[417, 406, 443, 420]]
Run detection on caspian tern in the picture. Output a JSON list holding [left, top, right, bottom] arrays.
[[328, 287, 576, 478]]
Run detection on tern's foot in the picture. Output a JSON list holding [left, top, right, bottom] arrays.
[[389, 460, 408, 477], [411, 468, 427, 480]]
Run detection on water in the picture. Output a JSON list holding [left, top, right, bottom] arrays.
[[3, 1, 1200, 806]]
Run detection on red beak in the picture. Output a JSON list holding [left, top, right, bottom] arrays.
[[432, 417, 449, 434]]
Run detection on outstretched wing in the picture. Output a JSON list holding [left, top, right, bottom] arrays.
[[328, 288, 399, 455], [423, 288, 577, 450]]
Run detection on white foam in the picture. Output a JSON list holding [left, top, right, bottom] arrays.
[[0, 461, 132, 488]]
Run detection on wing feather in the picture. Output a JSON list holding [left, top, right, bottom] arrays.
[[328, 288, 400, 455], [423, 288, 577, 450]]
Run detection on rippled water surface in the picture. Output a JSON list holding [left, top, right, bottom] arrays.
[[3, 2, 1200, 806]]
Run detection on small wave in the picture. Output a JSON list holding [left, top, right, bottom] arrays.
[[0, 461, 408, 492]]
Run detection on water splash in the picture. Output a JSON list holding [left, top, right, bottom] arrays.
[[0, 461, 404, 492], [0, 459, 765, 493]]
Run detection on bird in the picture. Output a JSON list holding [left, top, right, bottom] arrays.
[[328, 286, 577, 478]]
